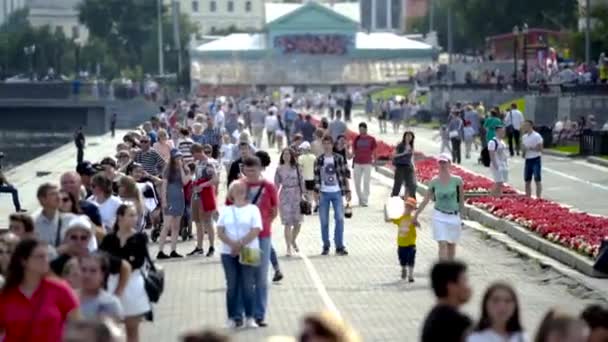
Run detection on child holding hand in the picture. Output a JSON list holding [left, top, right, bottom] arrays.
[[385, 197, 418, 282]]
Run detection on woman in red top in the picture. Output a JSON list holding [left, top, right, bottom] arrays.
[[0, 238, 79, 342]]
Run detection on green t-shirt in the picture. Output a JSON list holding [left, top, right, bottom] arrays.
[[484, 116, 503, 141], [428, 175, 463, 213]]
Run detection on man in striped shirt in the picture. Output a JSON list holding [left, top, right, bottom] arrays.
[[201, 116, 223, 160], [177, 128, 194, 165], [134, 136, 166, 176]]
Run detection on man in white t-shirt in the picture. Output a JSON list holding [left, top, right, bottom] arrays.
[[488, 125, 509, 196], [521, 120, 544, 198], [504, 103, 524, 157]]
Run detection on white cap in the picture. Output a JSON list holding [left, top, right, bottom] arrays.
[[437, 153, 452, 163], [63, 214, 93, 239], [299, 141, 311, 150]]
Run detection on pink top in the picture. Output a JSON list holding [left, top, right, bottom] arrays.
[[153, 140, 174, 162]]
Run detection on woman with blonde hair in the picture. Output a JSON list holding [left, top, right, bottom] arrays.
[[153, 128, 174, 162], [299, 311, 361, 342], [117, 176, 146, 232]]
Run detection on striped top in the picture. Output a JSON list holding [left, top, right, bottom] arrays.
[[177, 138, 194, 164], [200, 127, 222, 146], [134, 149, 166, 176]]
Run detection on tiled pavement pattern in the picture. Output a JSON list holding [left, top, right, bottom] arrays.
[[1, 127, 605, 342]]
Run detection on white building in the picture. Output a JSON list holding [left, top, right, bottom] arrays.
[[1, 0, 27, 24], [166, 0, 265, 35], [26, 0, 89, 41]]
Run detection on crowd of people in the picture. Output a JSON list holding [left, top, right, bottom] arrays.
[[0, 91, 607, 342]]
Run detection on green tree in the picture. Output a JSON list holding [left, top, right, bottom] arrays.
[[412, 0, 578, 53], [570, 5, 608, 61]]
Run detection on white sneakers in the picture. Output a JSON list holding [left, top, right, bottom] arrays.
[[226, 318, 258, 329], [245, 318, 259, 328]]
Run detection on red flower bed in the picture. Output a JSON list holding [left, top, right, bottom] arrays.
[[467, 196, 606, 258], [414, 158, 516, 194]]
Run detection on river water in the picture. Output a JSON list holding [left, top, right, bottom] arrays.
[[0, 131, 72, 170]]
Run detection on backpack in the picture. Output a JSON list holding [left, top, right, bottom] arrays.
[[480, 138, 497, 167]]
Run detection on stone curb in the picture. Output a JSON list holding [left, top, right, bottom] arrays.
[[543, 149, 577, 158], [587, 156, 608, 168], [375, 165, 608, 279]]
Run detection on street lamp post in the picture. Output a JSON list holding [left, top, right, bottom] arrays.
[[512, 26, 519, 86], [23, 44, 36, 81], [74, 38, 82, 78], [522, 23, 528, 89]]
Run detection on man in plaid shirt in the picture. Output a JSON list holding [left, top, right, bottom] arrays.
[[313, 135, 351, 256]]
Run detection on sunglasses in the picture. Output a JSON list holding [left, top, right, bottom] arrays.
[[69, 234, 89, 242]]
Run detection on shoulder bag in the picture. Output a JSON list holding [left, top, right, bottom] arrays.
[[294, 166, 312, 215], [231, 205, 261, 267], [143, 236, 165, 303]]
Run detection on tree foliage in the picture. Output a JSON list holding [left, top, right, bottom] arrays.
[[411, 0, 578, 54], [570, 5, 608, 61]]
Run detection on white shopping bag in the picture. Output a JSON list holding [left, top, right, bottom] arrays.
[[384, 196, 405, 221]]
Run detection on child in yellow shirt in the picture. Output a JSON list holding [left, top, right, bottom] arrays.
[[385, 197, 417, 282]]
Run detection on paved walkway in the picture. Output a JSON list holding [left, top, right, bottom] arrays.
[[1, 127, 605, 341], [343, 109, 608, 217]]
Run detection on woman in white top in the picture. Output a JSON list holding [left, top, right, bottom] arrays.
[[217, 180, 262, 329], [467, 282, 526, 342], [88, 174, 123, 233], [265, 110, 279, 148]]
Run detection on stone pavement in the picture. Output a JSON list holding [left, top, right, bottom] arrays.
[[341, 109, 608, 217], [1, 126, 605, 341], [142, 148, 605, 341], [0, 130, 129, 227]]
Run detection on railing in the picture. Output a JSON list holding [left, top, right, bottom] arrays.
[[580, 130, 608, 156], [0, 81, 147, 101], [429, 82, 608, 96]]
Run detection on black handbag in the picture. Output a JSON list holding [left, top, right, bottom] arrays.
[[593, 239, 608, 274], [295, 165, 312, 215], [144, 252, 165, 303]]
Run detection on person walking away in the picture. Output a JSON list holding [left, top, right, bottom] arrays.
[[314, 135, 352, 256], [328, 110, 347, 142], [0, 238, 80, 342], [328, 94, 336, 120], [282, 103, 298, 145], [521, 120, 543, 198], [75, 126, 86, 166], [391, 131, 417, 198], [385, 197, 418, 282], [379, 99, 388, 134], [250, 102, 266, 148], [365, 94, 374, 122], [421, 261, 472, 342], [0, 171, 26, 212], [463, 105, 480, 150], [488, 125, 509, 196], [413, 154, 464, 261], [274, 148, 305, 256], [298, 142, 317, 211], [220, 134, 235, 174], [157, 149, 189, 259], [343, 94, 353, 122], [100, 204, 152, 342], [467, 282, 526, 342], [434, 125, 452, 154], [111, 113, 117, 138], [352, 122, 377, 207], [448, 111, 463, 164], [188, 144, 220, 257], [484, 108, 503, 144], [217, 181, 262, 329], [265, 110, 279, 148], [505, 103, 524, 156], [240, 156, 279, 327], [300, 115, 317, 143], [463, 121, 475, 159], [389, 99, 402, 134]]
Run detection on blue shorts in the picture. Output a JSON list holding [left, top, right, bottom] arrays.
[[524, 157, 542, 182], [397, 245, 416, 267]]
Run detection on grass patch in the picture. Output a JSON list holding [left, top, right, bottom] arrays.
[[550, 144, 580, 154], [370, 86, 411, 101], [600, 155, 608, 160]]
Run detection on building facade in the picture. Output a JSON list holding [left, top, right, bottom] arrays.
[[167, 0, 265, 34], [1, 0, 27, 24], [190, 1, 435, 95], [27, 0, 89, 41]]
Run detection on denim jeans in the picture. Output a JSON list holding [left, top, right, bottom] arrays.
[[221, 254, 256, 320], [254, 237, 272, 320], [319, 191, 345, 249], [270, 246, 280, 272], [0, 185, 22, 211]]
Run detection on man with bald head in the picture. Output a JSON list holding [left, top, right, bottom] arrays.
[[60, 171, 105, 241]]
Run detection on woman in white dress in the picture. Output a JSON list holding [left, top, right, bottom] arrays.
[[467, 282, 527, 342]]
